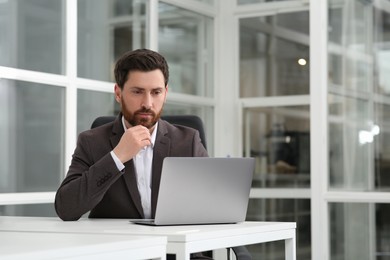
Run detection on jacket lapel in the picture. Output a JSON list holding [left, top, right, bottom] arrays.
[[151, 120, 170, 217], [110, 114, 144, 218], [122, 161, 144, 218]]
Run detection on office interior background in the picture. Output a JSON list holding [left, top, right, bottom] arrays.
[[0, 0, 389, 259]]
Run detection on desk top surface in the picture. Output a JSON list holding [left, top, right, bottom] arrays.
[[0, 216, 295, 242], [0, 231, 166, 258]]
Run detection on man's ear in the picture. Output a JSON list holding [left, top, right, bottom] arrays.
[[114, 84, 121, 103]]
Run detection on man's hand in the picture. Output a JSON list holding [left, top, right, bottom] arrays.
[[113, 125, 151, 163]]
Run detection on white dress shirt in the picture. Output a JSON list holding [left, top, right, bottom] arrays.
[[110, 116, 157, 219]]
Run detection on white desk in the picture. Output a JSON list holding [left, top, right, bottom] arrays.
[[0, 231, 166, 260], [0, 216, 296, 260]]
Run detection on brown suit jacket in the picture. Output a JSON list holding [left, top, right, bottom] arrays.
[[55, 115, 208, 221]]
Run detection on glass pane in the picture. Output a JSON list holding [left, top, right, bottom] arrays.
[[329, 54, 372, 93], [277, 11, 309, 35], [77, 89, 119, 135], [329, 94, 371, 190], [330, 203, 390, 260], [163, 103, 214, 155], [327, 0, 390, 191], [328, 54, 343, 86], [158, 3, 214, 97], [374, 7, 390, 97], [0, 0, 65, 74], [112, 0, 146, 17], [329, 0, 372, 51], [328, 0, 373, 93], [243, 106, 310, 188], [247, 198, 311, 259], [0, 79, 65, 193], [239, 15, 309, 97], [0, 204, 57, 217], [328, 2, 343, 45], [78, 0, 148, 81], [374, 103, 390, 191]]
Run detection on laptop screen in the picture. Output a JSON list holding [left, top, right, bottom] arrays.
[[134, 157, 254, 226]]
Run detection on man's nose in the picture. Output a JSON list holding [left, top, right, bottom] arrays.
[[141, 93, 152, 109]]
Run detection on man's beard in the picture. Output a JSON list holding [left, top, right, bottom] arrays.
[[122, 100, 162, 129]]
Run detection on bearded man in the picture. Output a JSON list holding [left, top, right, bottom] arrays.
[[55, 49, 207, 221], [54, 49, 252, 260]]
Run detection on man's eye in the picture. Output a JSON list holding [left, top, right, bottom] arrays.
[[131, 89, 142, 95], [152, 90, 162, 95]]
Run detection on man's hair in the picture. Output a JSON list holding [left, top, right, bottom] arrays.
[[114, 48, 169, 89]]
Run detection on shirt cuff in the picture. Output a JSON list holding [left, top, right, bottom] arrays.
[[110, 151, 125, 172]]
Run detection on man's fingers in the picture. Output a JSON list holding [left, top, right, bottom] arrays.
[[141, 139, 151, 147], [128, 126, 150, 137]]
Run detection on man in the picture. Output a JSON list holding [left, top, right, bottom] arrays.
[[55, 48, 207, 221], [55, 48, 251, 260]]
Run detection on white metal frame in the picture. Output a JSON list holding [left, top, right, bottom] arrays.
[[310, 0, 329, 259], [213, 0, 240, 158]]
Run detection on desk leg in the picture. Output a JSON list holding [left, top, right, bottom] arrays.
[[170, 249, 190, 260], [167, 242, 191, 260], [213, 248, 230, 260], [285, 234, 296, 260], [174, 252, 190, 260]]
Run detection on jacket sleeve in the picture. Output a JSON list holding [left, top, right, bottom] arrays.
[[54, 132, 123, 221]]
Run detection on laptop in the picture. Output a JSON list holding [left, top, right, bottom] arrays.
[[131, 157, 255, 226]]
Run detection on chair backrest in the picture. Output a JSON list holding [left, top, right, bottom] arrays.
[[91, 115, 207, 149], [90, 116, 116, 129], [161, 115, 207, 149]]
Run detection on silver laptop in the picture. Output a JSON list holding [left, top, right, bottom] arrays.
[[132, 157, 255, 226]]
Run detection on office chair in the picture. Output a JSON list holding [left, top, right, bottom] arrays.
[[90, 116, 116, 129], [91, 115, 252, 260]]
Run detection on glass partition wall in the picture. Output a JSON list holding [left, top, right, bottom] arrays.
[[2, 1, 390, 259], [239, 0, 390, 258], [239, 4, 311, 259], [326, 1, 390, 259], [0, 0, 215, 215], [0, 0, 66, 215]]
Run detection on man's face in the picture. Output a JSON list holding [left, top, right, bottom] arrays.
[[115, 69, 168, 129]]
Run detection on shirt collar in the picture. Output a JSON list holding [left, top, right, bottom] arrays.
[[121, 116, 158, 147]]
